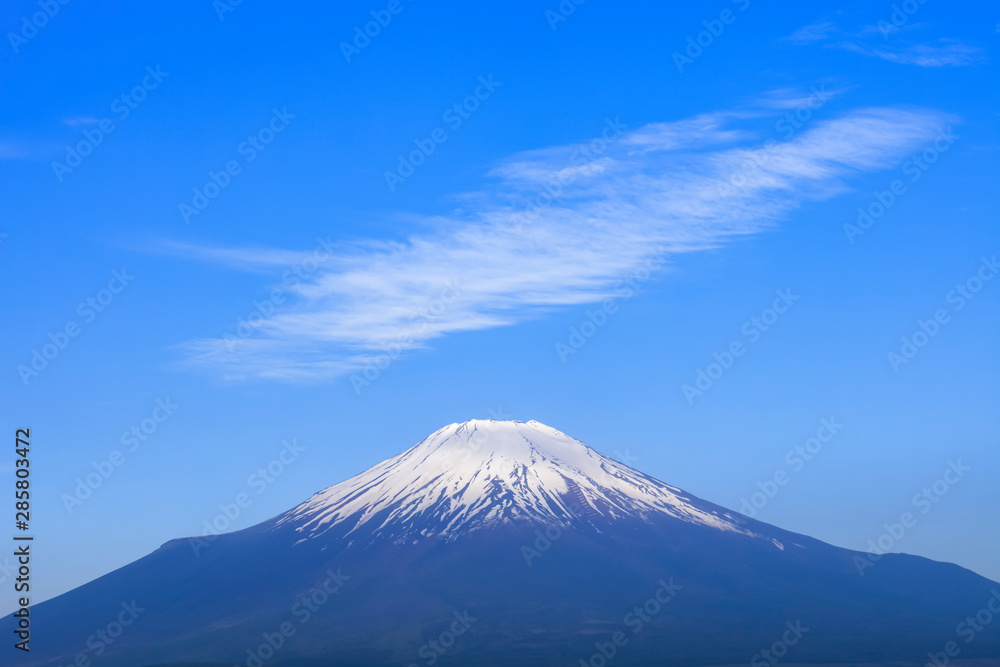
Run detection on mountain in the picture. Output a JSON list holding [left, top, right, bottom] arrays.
[[8, 420, 1000, 666], [276, 419, 754, 543]]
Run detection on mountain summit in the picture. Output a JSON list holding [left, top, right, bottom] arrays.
[[8, 420, 1000, 666], [275, 419, 751, 544]]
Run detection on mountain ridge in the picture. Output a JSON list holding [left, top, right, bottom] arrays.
[[6, 420, 999, 666], [268, 419, 758, 547]]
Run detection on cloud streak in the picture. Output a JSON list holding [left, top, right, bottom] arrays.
[[786, 19, 985, 68], [838, 38, 985, 67], [785, 20, 839, 44], [176, 101, 954, 383]]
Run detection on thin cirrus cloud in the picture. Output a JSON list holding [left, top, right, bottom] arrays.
[[787, 19, 985, 68], [838, 39, 985, 67], [175, 100, 954, 383], [785, 20, 839, 44]]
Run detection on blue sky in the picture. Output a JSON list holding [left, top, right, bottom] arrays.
[[1, 0, 998, 612]]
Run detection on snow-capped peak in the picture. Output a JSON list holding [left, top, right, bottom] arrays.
[[274, 420, 754, 543]]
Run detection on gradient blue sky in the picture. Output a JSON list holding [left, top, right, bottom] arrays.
[[2, 1, 998, 613]]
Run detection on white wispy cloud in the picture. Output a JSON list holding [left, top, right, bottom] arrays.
[[838, 38, 985, 67], [785, 20, 839, 44], [159, 241, 332, 273], [859, 21, 928, 38], [753, 85, 848, 110], [175, 101, 954, 383], [785, 18, 985, 68], [63, 117, 103, 127]]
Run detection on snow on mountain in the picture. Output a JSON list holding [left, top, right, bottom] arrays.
[[274, 419, 757, 544], [17, 419, 1000, 667]]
